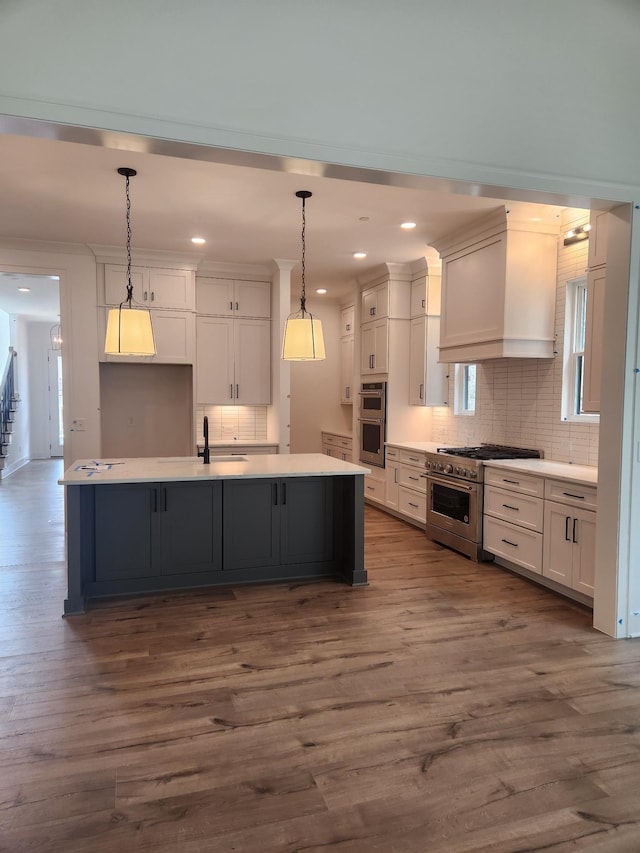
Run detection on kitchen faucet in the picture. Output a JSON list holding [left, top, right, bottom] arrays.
[[198, 415, 211, 464]]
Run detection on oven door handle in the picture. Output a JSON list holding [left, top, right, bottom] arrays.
[[358, 417, 384, 424], [427, 474, 476, 492]]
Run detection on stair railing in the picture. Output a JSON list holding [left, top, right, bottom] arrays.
[[1, 348, 18, 445]]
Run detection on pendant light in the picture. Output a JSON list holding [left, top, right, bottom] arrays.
[[104, 167, 156, 356], [282, 190, 326, 361]]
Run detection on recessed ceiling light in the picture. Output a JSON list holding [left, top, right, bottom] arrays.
[[18, 287, 30, 292], [401, 222, 417, 230], [316, 288, 327, 295], [353, 252, 367, 259], [191, 236, 206, 245]]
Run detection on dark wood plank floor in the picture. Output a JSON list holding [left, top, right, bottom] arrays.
[[1, 461, 640, 851]]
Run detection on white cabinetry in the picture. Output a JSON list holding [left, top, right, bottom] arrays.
[[196, 316, 270, 405], [409, 316, 448, 406], [582, 210, 609, 414], [384, 445, 427, 527], [321, 431, 353, 463], [340, 304, 355, 404], [433, 207, 558, 362], [483, 469, 544, 574], [364, 465, 386, 505], [361, 318, 389, 374], [100, 263, 196, 364], [196, 277, 270, 319], [542, 480, 597, 596], [361, 282, 389, 321], [484, 466, 597, 600], [195, 273, 271, 406], [104, 264, 195, 311]]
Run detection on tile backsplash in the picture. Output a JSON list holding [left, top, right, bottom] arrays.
[[196, 405, 268, 443], [430, 210, 599, 467]]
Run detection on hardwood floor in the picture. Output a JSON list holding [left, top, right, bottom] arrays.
[[1, 462, 640, 851]]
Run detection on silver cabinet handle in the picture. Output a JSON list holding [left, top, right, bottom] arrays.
[[419, 383, 424, 400]]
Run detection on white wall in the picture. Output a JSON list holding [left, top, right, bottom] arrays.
[[290, 298, 351, 453], [0, 2, 638, 204]]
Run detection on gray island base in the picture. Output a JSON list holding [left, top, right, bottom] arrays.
[[59, 454, 369, 615]]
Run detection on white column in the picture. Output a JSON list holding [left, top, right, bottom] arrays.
[[271, 259, 296, 455], [593, 203, 640, 637]]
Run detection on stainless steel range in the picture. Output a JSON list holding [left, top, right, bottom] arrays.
[[424, 444, 542, 561]]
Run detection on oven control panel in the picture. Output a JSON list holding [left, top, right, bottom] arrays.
[[425, 457, 480, 480]]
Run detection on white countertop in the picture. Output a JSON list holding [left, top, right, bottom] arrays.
[[386, 441, 442, 453], [483, 458, 597, 487], [59, 454, 370, 486]]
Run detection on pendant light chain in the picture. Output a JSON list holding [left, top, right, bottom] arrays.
[[124, 171, 133, 306], [300, 193, 307, 314]]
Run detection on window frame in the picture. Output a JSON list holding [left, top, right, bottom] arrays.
[[561, 276, 599, 424], [453, 363, 476, 416]]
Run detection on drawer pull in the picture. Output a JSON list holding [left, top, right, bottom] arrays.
[[563, 492, 585, 500], [408, 456, 420, 462], [409, 475, 419, 481], [503, 478, 520, 485], [409, 502, 419, 509], [366, 486, 375, 491], [502, 504, 520, 511], [501, 538, 519, 547]]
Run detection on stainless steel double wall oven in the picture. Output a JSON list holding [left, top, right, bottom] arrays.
[[358, 382, 387, 468]]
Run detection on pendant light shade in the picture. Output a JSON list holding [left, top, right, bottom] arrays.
[[104, 167, 156, 357], [282, 190, 326, 361]]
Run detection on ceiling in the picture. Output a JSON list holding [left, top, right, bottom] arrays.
[[0, 132, 579, 323]]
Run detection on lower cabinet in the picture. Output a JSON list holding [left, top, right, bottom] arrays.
[[364, 466, 386, 505], [483, 467, 596, 600], [321, 431, 353, 463], [94, 481, 222, 581], [543, 502, 596, 596], [383, 445, 427, 526], [223, 477, 334, 571]]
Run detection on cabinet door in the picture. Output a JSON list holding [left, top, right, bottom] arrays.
[[223, 479, 279, 569], [159, 482, 222, 575], [151, 310, 195, 363], [341, 305, 355, 336], [340, 336, 354, 403], [588, 210, 608, 268], [196, 277, 235, 316], [409, 317, 427, 404], [147, 268, 195, 311], [280, 478, 334, 564], [385, 463, 399, 511], [104, 264, 147, 306], [234, 318, 271, 404], [411, 279, 427, 317], [582, 267, 605, 414], [572, 508, 596, 596], [361, 319, 388, 374], [196, 316, 234, 403], [94, 484, 159, 580], [234, 281, 270, 318], [542, 501, 574, 586]]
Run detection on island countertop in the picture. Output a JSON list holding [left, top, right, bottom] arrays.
[[59, 453, 370, 486]]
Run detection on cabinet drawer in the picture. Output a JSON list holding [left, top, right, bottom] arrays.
[[399, 449, 426, 468], [484, 468, 544, 498], [322, 432, 353, 451], [398, 487, 426, 523], [364, 474, 385, 504], [544, 479, 597, 510], [385, 445, 400, 461], [484, 485, 543, 532], [483, 517, 543, 574], [398, 464, 427, 494]]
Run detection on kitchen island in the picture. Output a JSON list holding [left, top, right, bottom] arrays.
[[59, 454, 369, 614]]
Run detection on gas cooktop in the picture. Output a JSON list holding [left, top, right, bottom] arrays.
[[436, 444, 542, 461]]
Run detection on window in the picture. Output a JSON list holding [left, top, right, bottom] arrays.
[[454, 363, 476, 415], [562, 277, 599, 422]]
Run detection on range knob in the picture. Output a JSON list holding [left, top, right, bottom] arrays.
[[444, 463, 453, 474], [469, 470, 478, 479]]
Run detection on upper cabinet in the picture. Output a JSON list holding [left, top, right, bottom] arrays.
[[196, 276, 270, 319], [340, 304, 355, 336], [432, 207, 558, 362], [104, 264, 195, 311], [408, 262, 448, 406], [582, 210, 609, 413]]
